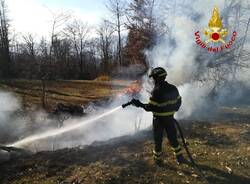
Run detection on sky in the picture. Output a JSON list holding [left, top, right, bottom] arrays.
[[7, 0, 109, 37]]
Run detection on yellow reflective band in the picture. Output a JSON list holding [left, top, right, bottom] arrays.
[[153, 155, 162, 160], [149, 96, 181, 107], [153, 150, 162, 156], [172, 145, 181, 151], [149, 100, 159, 106], [173, 145, 182, 155], [160, 96, 181, 106], [174, 148, 182, 153], [158, 72, 167, 77], [153, 111, 175, 116]]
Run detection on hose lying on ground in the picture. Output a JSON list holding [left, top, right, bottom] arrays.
[[175, 121, 210, 184], [122, 100, 209, 183]]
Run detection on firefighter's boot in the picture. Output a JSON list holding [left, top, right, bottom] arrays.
[[176, 154, 186, 165], [172, 145, 185, 164], [153, 150, 163, 166]]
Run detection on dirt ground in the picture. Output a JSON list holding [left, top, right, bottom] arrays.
[[0, 80, 250, 184]]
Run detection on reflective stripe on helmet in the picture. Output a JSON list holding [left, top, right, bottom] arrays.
[[149, 67, 167, 78], [149, 96, 181, 106], [158, 72, 167, 77]]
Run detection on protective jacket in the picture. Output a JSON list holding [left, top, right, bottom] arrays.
[[143, 81, 181, 117]]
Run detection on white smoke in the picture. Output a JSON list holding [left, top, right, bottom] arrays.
[[0, 91, 60, 147], [146, 0, 250, 119], [0, 92, 20, 121], [2, 0, 250, 152], [0, 92, 22, 143], [0, 89, 152, 152]]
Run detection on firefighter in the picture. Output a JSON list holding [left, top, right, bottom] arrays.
[[131, 67, 185, 165]]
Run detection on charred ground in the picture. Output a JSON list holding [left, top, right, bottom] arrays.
[[0, 110, 250, 184], [0, 80, 250, 184]]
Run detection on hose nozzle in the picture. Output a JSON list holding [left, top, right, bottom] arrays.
[[122, 100, 133, 108]]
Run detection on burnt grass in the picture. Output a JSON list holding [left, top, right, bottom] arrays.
[[0, 111, 250, 184], [0, 80, 250, 184]]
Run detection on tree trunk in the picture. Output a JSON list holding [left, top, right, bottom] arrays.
[[117, 7, 122, 66], [41, 80, 46, 109]]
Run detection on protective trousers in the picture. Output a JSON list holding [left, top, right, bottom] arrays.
[[152, 115, 182, 159]]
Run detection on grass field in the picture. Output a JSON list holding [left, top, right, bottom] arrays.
[[0, 117, 250, 184], [0, 79, 131, 111], [0, 80, 250, 184]]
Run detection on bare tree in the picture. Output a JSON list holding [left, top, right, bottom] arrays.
[[126, 0, 156, 30], [88, 39, 99, 73], [49, 10, 72, 58], [22, 33, 36, 57], [64, 19, 90, 78], [96, 20, 115, 74], [190, 0, 250, 102], [45, 9, 72, 79], [0, 0, 11, 78], [123, 0, 156, 67], [38, 10, 71, 110], [106, 0, 127, 66], [38, 37, 49, 58]]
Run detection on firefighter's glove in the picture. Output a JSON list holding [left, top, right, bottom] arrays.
[[131, 99, 144, 108]]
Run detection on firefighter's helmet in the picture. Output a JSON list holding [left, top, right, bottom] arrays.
[[149, 67, 167, 79]]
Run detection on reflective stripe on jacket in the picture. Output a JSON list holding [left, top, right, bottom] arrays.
[[143, 81, 182, 117]]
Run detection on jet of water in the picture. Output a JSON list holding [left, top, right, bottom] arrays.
[[7, 106, 122, 148]]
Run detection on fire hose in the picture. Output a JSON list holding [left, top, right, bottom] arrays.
[[122, 100, 209, 184], [174, 120, 209, 184]]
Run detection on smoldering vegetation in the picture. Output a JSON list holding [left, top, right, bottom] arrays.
[[1, 0, 250, 154], [0, 91, 152, 152]]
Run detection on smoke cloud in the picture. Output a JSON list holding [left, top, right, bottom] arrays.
[[0, 92, 22, 143], [0, 92, 20, 120], [2, 0, 250, 152], [0, 91, 59, 147], [0, 90, 152, 152], [146, 0, 250, 119]]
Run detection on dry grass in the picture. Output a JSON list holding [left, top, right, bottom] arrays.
[[94, 75, 111, 81], [0, 117, 250, 184], [0, 79, 130, 111], [0, 80, 250, 183]]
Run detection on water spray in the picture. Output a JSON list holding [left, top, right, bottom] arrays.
[[7, 106, 123, 148]]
